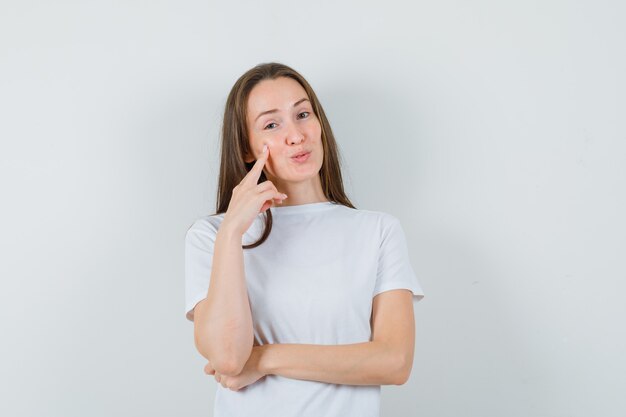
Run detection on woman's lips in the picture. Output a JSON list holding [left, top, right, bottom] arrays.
[[291, 151, 311, 163]]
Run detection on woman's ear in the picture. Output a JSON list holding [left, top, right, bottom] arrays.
[[242, 144, 255, 163], [243, 150, 255, 164]]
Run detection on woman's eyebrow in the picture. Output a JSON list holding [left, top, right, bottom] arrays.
[[254, 98, 310, 122]]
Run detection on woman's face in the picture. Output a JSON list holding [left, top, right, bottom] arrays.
[[245, 77, 323, 185]]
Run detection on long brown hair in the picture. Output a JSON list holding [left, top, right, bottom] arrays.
[[212, 62, 355, 249]]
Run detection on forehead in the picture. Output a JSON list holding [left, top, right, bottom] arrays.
[[247, 77, 309, 114]]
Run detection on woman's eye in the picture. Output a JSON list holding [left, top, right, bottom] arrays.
[[264, 112, 309, 130]]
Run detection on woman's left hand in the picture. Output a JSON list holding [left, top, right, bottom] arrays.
[[204, 345, 268, 392]]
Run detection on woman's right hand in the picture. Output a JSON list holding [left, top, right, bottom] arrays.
[[221, 145, 288, 236]]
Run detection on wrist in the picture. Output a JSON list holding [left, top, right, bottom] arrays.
[[217, 221, 242, 240], [256, 344, 275, 376]]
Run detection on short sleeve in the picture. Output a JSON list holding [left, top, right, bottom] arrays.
[[184, 218, 218, 322], [373, 214, 425, 302]]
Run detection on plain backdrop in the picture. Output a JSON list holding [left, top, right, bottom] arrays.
[[1, 1, 625, 416]]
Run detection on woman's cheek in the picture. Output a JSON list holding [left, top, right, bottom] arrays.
[[265, 156, 279, 176]]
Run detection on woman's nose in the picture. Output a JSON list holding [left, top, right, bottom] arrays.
[[286, 122, 305, 144]]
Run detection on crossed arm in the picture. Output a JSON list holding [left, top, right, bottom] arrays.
[[205, 289, 416, 388]]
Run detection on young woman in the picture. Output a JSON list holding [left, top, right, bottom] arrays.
[[185, 62, 425, 417]]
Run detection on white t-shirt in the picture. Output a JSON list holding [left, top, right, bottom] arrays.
[[185, 201, 424, 417]]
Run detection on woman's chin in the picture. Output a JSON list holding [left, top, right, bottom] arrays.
[[278, 169, 321, 183]]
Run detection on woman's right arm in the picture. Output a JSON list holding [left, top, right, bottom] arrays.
[[193, 221, 252, 377], [191, 144, 287, 376]]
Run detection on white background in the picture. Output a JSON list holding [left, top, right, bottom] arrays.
[[1, 1, 624, 416]]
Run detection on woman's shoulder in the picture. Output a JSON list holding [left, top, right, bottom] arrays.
[[331, 206, 405, 238], [185, 212, 226, 237], [341, 205, 401, 224]]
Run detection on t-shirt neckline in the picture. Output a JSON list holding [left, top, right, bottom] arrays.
[[269, 201, 337, 215]]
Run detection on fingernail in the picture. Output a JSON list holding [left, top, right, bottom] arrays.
[[262, 144, 267, 153], [282, 194, 288, 198]]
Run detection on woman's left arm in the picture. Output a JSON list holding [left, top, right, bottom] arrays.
[[258, 289, 415, 386], [258, 340, 403, 386]]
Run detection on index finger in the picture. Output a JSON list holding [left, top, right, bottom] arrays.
[[242, 144, 269, 184]]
